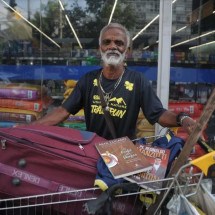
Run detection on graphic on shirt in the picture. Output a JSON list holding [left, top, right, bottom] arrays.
[[91, 78, 134, 119], [91, 96, 126, 118], [124, 81, 134, 91], [109, 97, 126, 105], [93, 79, 98, 86]]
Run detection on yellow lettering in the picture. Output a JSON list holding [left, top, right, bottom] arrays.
[[109, 108, 126, 118], [91, 105, 103, 114], [93, 95, 100, 100], [162, 153, 167, 160], [138, 172, 159, 181], [91, 105, 127, 118], [138, 149, 167, 160]]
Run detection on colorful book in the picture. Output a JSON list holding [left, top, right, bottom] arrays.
[[0, 98, 44, 112], [0, 96, 53, 112], [0, 108, 43, 123], [0, 88, 40, 100], [58, 122, 86, 130], [0, 121, 21, 128], [0, 83, 47, 100], [125, 144, 170, 191], [95, 136, 152, 179]]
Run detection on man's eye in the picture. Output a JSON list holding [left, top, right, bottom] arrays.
[[115, 40, 124, 46], [102, 39, 111, 45], [102, 39, 125, 46]]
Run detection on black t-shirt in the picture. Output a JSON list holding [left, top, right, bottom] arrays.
[[62, 68, 166, 140]]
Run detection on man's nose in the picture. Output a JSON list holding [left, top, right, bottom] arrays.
[[107, 41, 117, 50]]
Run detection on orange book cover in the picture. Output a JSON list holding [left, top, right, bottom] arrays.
[[95, 137, 152, 179], [0, 98, 43, 112], [125, 144, 170, 191]]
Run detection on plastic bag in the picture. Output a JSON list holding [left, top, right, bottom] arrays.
[[167, 194, 201, 215], [188, 179, 215, 215]]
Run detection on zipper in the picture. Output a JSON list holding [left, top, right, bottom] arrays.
[[1, 139, 6, 150], [0, 132, 97, 169], [78, 143, 84, 150]]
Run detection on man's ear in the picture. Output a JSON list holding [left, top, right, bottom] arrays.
[[126, 46, 131, 54], [125, 49, 129, 57]]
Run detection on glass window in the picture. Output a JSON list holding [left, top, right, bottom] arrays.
[[0, 0, 214, 128]]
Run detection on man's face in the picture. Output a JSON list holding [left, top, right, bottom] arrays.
[[154, 158, 162, 165], [99, 28, 127, 66]]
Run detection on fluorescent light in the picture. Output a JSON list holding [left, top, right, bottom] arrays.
[[171, 30, 215, 48], [213, 10, 215, 14], [175, 26, 187, 33], [65, 15, 82, 49], [58, 0, 82, 49], [132, 15, 159, 41], [108, 0, 118, 24], [58, 0, 64, 11], [132, 0, 179, 41], [189, 40, 215, 50], [1, 0, 61, 48], [143, 46, 149, 50]]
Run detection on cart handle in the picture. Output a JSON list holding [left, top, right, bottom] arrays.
[[190, 151, 215, 176]]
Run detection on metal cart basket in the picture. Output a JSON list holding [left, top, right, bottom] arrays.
[[1, 151, 214, 215]]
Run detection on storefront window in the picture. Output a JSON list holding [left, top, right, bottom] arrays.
[[0, 0, 214, 127]]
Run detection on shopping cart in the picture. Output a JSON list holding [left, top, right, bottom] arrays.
[[1, 151, 214, 215], [153, 150, 215, 214]]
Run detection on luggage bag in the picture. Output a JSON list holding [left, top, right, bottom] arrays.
[[0, 125, 105, 214]]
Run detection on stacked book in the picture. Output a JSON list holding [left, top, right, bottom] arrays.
[[58, 109, 86, 130], [0, 83, 52, 127], [95, 136, 170, 192]]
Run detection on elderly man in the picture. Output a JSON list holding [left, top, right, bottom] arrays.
[[32, 23, 195, 140]]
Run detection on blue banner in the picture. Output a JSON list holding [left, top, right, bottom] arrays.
[[0, 65, 215, 83]]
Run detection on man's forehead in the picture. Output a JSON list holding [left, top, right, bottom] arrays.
[[102, 27, 126, 36], [101, 29, 127, 44]]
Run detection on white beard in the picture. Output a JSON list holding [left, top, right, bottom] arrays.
[[100, 50, 126, 66]]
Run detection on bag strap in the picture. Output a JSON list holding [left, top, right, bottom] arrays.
[[97, 74, 117, 139], [0, 162, 97, 199], [84, 182, 139, 214], [0, 162, 59, 192]]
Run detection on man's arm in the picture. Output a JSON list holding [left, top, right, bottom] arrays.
[[158, 110, 196, 134], [31, 106, 70, 126]]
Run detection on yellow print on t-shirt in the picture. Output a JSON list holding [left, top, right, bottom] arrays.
[[93, 79, 98, 86], [91, 105, 126, 118], [91, 95, 127, 118], [109, 97, 126, 105], [124, 81, 134, 91], [109, 108, 126, 118]]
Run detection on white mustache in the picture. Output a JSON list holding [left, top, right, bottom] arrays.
[[105, 50, 121, 55], [100, 49, 126, 66]]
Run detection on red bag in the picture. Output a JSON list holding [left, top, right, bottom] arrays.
[[0, 125, 105, 214], [0, 125, 145, 215]]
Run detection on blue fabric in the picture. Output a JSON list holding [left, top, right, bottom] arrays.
[[152, 134, 184, 163], [79, 130, 95, 140], [152, 132, 185, 174], [96, 157, 125, 188]]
